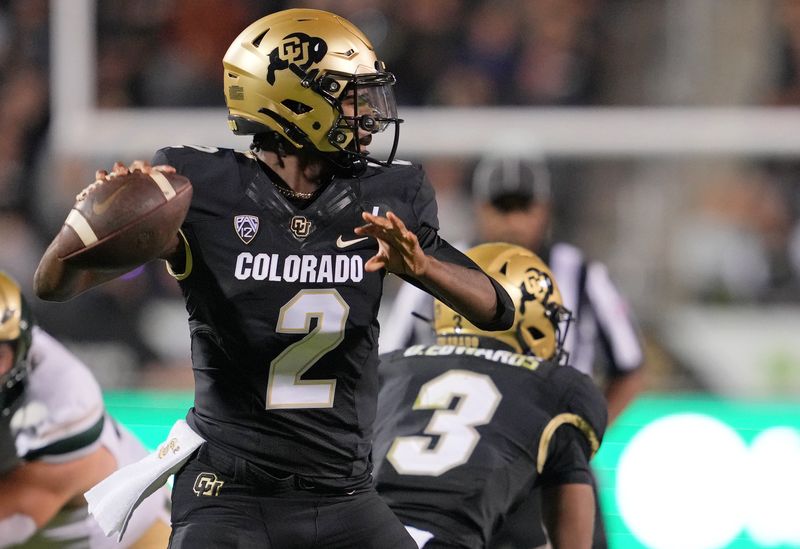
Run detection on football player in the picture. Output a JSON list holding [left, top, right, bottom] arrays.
[[0, 272, 170, 548], [382, 154, 644, 548], [373, 243, 608, 549], [34, 9, 513, 549]]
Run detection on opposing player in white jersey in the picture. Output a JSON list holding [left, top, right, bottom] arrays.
[[0, 272, 170, 548]]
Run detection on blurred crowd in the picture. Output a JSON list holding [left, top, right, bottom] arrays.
[[93, 0, 605, 109], [1, 0, 800, 388]]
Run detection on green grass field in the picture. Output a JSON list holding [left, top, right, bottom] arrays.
[[105, 392, 800, 549]]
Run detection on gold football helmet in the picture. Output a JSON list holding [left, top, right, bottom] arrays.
[[0, 272, 33, 415], [434, 243, 572, 361], [223, 8, 401, 171]]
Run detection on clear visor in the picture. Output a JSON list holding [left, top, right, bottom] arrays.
[[333, 69, 398, 134], [323, 66, 402, 167], [349, 83, 398, 132]]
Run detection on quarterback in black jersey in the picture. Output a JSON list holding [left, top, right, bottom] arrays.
[[373, 243, 608, 549], [35, 9, 513, 549]]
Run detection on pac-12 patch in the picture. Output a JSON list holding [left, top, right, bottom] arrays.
[[234, 215, 260, 244]]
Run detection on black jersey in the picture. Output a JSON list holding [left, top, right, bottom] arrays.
[[151, 146, 511, 483], [373, 342, 608, 548]]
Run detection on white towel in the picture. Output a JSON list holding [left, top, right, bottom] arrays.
[[405, 525, 434, 548], [85, 419, 204, 541]]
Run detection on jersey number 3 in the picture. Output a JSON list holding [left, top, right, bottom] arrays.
[[266, 289, 349, 409], [387, 370, 502, 476]]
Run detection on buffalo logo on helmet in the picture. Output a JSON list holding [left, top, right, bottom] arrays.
[[267, 33, 328, 85], [520, 267, 555, 315]]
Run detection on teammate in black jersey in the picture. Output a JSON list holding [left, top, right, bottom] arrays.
[[34, 9, 513, 549], [373, 243, 608, 549], [383, 154, 644, 549]]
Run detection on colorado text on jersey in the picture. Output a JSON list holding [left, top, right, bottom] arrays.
[[234, 252, 364, 283]]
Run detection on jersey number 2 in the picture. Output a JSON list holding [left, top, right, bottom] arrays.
[[266, 289, 349, 409], [387, 370, 502, 476]]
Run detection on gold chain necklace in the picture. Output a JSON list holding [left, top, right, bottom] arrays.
[[272, 182, 318, 200]]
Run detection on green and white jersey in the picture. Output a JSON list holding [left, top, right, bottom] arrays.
[[6, 328, 169, 548]]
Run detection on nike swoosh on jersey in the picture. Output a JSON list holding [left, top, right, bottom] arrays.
[[336, 235, 369, 248]]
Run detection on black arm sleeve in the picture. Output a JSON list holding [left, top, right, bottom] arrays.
[[151, 148, 169, 167], [398, 226, 514, 331]]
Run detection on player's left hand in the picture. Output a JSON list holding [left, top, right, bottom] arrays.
[[355, 211, 430, 276]]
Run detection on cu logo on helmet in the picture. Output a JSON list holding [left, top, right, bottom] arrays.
[[521, 268, 551, 305], [267, 33, 328, 85], [280, 36, 312, 65]]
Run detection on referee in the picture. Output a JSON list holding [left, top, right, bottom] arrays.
[[380, 153, 645, 549]]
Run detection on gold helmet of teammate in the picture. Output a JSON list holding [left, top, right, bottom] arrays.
[[223, 8, 401, 172], [0, 272, 33, 415], [434, 243, 572, 361]]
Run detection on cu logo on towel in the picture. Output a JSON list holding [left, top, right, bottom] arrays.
[[157, 437, 180, 459]]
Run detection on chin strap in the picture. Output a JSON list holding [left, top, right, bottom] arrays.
[[258, 108, 313, 150]]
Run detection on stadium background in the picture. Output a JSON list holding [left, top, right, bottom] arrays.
[[2, 1, 800, 547]]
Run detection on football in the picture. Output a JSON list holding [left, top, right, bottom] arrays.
[[55, 170, 193, 270]]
